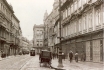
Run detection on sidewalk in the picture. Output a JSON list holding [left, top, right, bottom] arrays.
[[51, 59, 104, 70], [0, 55, 21, 61]]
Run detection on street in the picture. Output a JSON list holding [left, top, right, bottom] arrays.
[[0, 55, 54, 70], [0, 55, 103, 70]]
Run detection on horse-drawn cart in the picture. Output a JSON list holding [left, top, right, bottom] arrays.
[[39, 50, 52, 67]]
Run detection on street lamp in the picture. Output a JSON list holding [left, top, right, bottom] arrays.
[[58, 0, 63, 68]]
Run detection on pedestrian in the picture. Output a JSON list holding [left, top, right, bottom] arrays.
[[62, 53, 65, 60], [82, 52, 86, 61], [75, 52, 78, 62], [81, 52, 86, 62], [69, 51, 73, 63], [52, 53, 55, 59]]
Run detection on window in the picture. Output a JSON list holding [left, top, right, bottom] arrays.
[[88, 12, 92, 28], [79, 19, 81, 31], [0, 3, 1, 10], [96, 9, 101, 26], [82, 0, 87, 6], [78, 0, 81, 8], [65, 9, 68, 18], [74, 1, 77, 12], [102, 4, 104, 23], [68, 6, 70, 16], [63, 10, 65, 19], [71, 5, 73, 14], [83, 15, 87, 29]]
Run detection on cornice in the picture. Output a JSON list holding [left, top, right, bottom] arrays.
[[3, 0, 14, 13]]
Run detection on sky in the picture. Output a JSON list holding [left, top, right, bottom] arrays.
[[7, 0, 54, 40]]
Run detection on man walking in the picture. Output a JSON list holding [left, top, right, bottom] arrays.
[[69, 51, 73, 63], [75, 52, 78, 62]]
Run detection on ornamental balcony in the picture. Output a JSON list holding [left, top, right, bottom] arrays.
[[92, 0, 103, 6], [83, 29, 88, 34], [95, 25, 102, 30], [88, 27, 93, 32]]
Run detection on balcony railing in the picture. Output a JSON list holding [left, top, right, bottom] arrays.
[[83, 29, 87, 34], [95, 25, 102, 30]]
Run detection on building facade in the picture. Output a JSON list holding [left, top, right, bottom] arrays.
[[33, 24, 44, 54], [43, 0, 60, 53], [60, 0, 103, 62], [43, 0, 103, 63], [0, 0, 21, 57], [21, 37, 30, 53]]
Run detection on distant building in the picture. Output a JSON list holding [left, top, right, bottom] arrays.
[[21, 37, 30, 52], [33, 24, 44, 54]]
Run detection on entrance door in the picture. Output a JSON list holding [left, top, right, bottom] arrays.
[[86, 41, 91, 61], [93, 40, 100, 62]]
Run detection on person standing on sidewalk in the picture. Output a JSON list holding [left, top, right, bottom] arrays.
[[69, 51, 73, 63], [75, 52, 78, 62]]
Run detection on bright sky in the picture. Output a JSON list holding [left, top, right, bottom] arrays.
[[7, 0, 54, 40]]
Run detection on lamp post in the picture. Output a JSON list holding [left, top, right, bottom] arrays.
[[58, 0, 63, 68]]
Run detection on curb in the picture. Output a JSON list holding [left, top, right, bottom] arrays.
[[0, 55, 21, 61], [51, 66, 65, 70]]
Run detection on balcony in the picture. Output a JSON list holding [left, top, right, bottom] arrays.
[[95, 25, 102, 30], [102, 23, 104, 28], [88, 27, 93, 32], [78, 31, 82, 35], [83, 29, 87, 34], [60, 0, 73, 11], [92, 0, 103, 6], [1, 22, 6, 28], [62, 15, 71, 26]]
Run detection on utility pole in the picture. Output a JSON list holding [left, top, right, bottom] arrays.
[[58, 0, 63, 68]]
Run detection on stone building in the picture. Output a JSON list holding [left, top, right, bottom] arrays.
[[0, 0, 21, 57], [33, 24, 44, 54], [21, 37, 30, 52], [60, 0, 103, 62], [43, 0, 61, 53], [43, 0, 103, 63]]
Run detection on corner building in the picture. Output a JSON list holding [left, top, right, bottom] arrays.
[[0, 0, 21, 57], [60, 0, 104, 63]]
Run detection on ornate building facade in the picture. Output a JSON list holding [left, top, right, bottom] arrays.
[[33, 24, 44, 54], [43, 0, 103, 63], [0, 0, 21, 57], [60, 0, 103, 62]]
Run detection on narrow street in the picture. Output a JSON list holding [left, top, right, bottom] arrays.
[[0, 55, 54, 70], [0, 55, 103, 70]]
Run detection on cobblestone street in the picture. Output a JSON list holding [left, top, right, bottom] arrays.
[[0, 55, 103, 70]]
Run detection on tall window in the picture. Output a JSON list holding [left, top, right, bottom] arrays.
[[71, 5, 73, 14], [79, 18, 81, 31], [63, 10, 66, 19], [88, 12, 92, 28], [74, 1, 77, 12], [83, 15, 87, 29], [0, 3, 1, 10], [68, 6, 70, 16], [68, 24, 70, 35], [65, 9, 68, 18], [78, 0, 81, 9], [85, 15, 87, 29], [103, 5, 104, 23], [75, 21, 77, 33], [96, 9, 101, 26]]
